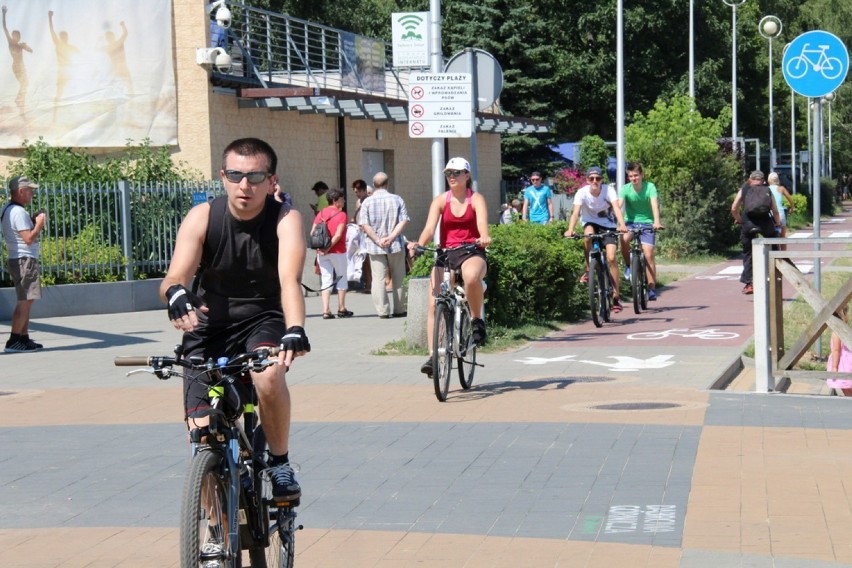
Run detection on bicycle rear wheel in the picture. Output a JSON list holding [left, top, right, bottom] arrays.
[[631, 253, 642, 315], [457, 308, 476, 390], [433, 302, 453, 401], [181, 449, 236, 568], [264, 507, 297, 568], [588, 257, 603, 328]]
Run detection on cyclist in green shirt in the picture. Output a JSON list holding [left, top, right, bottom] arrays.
[[618, 162, 663, 301]]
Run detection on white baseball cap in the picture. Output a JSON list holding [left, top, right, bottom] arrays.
[[443, 157, 470, 172]]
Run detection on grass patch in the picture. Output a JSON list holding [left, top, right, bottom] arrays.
[[372, 321, 564, 356]]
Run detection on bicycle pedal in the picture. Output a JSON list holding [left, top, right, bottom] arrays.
[[266, 497, 300, 508]]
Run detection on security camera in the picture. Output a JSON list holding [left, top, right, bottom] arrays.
[[215, 5, 231, 29], [214, 48, 232, 73], [196, 47, 232, 73]]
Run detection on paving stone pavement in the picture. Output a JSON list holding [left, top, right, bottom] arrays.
[[2, 207, 852, 567]]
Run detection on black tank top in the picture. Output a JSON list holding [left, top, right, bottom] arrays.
[[197, 196, 283, 324]]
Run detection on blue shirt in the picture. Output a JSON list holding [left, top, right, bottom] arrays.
[[524, 185, 552, 224]]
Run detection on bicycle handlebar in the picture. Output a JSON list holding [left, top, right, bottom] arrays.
[[412, 242, 482, 258], [570, 230, 623, 240], [114, 347, 282, 371]]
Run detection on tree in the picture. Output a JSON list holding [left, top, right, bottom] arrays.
[[626, 96, 740, 258]]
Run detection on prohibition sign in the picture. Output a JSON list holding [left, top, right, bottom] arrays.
[[410, 122, 425, 136], [411, 104, 425, 118], [410, 86, 425, 100]]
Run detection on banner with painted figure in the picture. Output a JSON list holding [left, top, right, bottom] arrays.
[[340, 31, 385, 94], [0, 0, 176, 149]]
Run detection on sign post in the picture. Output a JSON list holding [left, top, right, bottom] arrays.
[[782, 29, 849, 353]]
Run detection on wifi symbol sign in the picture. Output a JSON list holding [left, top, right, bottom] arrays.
[[398, 14, 424, 40]]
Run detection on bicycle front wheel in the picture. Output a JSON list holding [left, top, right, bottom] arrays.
[[638, 255, 649, 310], [181, 449, 236, 568], [433, 302, 453, 401], [631, 253, 642, 315], [457, 308, 476, 390], [588, 257, 603, 328]]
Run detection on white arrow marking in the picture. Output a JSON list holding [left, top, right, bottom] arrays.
[[577, 355, 676, 372], [514, 355, 577, 365]]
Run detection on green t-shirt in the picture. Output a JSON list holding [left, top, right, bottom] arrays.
[[619, 181, 657, 224], [316, 193, 329, 210]]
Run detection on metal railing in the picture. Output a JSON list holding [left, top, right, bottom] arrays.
[[0, 180, 222, 286], [221, 3, 410, 99], [753, 237, 852, 392]]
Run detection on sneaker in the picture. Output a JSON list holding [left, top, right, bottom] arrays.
[[579, 272, 589, 284], [742, 283, 753, 295], [267, 463, 301, 502], [611, 299, 623, 313], [5, 338, 40, 353], [624, 268, 631, 281], [26, 339, 43, 349], [472, 318, 487, 346], [648, 289, 657, 301], [421, 358, 433, 377]]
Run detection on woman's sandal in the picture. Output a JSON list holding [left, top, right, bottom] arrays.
[[337, 309, 354, 318], [322, 312, 335, 319]]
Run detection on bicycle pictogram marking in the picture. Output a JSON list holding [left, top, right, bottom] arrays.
[[626, 328, 740, 341], [785, 43, 844, 81]]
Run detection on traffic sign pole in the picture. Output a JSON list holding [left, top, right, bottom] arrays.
[[467, 48, 479, 193]]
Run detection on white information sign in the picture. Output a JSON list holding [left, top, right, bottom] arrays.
[[391, 12, 430, 68], [407, 73, 472, 138]]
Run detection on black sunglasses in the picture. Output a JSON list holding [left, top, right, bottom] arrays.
[[224, 170, 272, 184], [587, 176, 602, 181], [444, 170, 466, 177]]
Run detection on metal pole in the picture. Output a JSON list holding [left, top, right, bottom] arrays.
[[616, 0, 625, 188], [828, 100, 833, 179], [429, 0, 443, 204], [791, 89, 797, 194], [689, 0, 695, 100], [732, 5, 738, 151], [812, 99, 823, 354], [768, 36, 775, 171], [466, 48, 479, 193]]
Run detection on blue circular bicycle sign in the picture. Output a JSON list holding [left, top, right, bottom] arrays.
[[782, 30, 849, 97]]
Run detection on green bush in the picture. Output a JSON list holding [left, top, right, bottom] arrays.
[[409, 222, 588, 328], [40, 225, 126, 284], [787, 193, 809, 226]]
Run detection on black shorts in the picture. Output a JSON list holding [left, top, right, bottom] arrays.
[[583, 223, 619, 247], [182, 311, 285, 419], [436, 246, 486, 271]]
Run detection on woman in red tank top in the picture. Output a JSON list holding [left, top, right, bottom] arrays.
[[407, 157, 492, 377]]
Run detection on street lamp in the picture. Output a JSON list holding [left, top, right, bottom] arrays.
[[723, 0, 747, 153], [759, 15, 782, 172]]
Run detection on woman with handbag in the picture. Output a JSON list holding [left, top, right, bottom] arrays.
[[311, 188, 352, 319]]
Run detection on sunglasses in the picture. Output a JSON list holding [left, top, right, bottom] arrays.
[[224, 170, 272, 184], [587, 176, 602, 181], [530, 177, 541, 181], [444, 170, 466, 178]]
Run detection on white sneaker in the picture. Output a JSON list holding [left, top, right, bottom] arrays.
[[624, 268, 631, 281]]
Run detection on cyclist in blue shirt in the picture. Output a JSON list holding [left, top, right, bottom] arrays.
[[521, 171, 553, 224]]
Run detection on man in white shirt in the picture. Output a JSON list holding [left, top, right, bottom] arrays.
[[564, 167, 628, 313], [1, 176, 47, 352]]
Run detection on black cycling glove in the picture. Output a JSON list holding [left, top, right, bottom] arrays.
[[280, 326, 311, 353], [166, 284, 205, 322]]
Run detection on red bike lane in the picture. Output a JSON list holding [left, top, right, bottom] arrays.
[[532, 204, 852, 351]]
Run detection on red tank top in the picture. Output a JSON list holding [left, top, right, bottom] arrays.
[[440, 188, 479, 248]]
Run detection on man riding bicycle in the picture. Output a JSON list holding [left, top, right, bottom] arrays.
[[618, 162, 663, 301], [564, 166, 628, 312], [408, 157, 491, 376], [160, 137, 309, 503]]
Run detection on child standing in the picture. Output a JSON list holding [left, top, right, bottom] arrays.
[[827, 304, 852, 395]]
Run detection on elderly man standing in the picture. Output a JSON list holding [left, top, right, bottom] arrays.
[[358, 172, 409, 318], [1, 176, 47, 352]]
